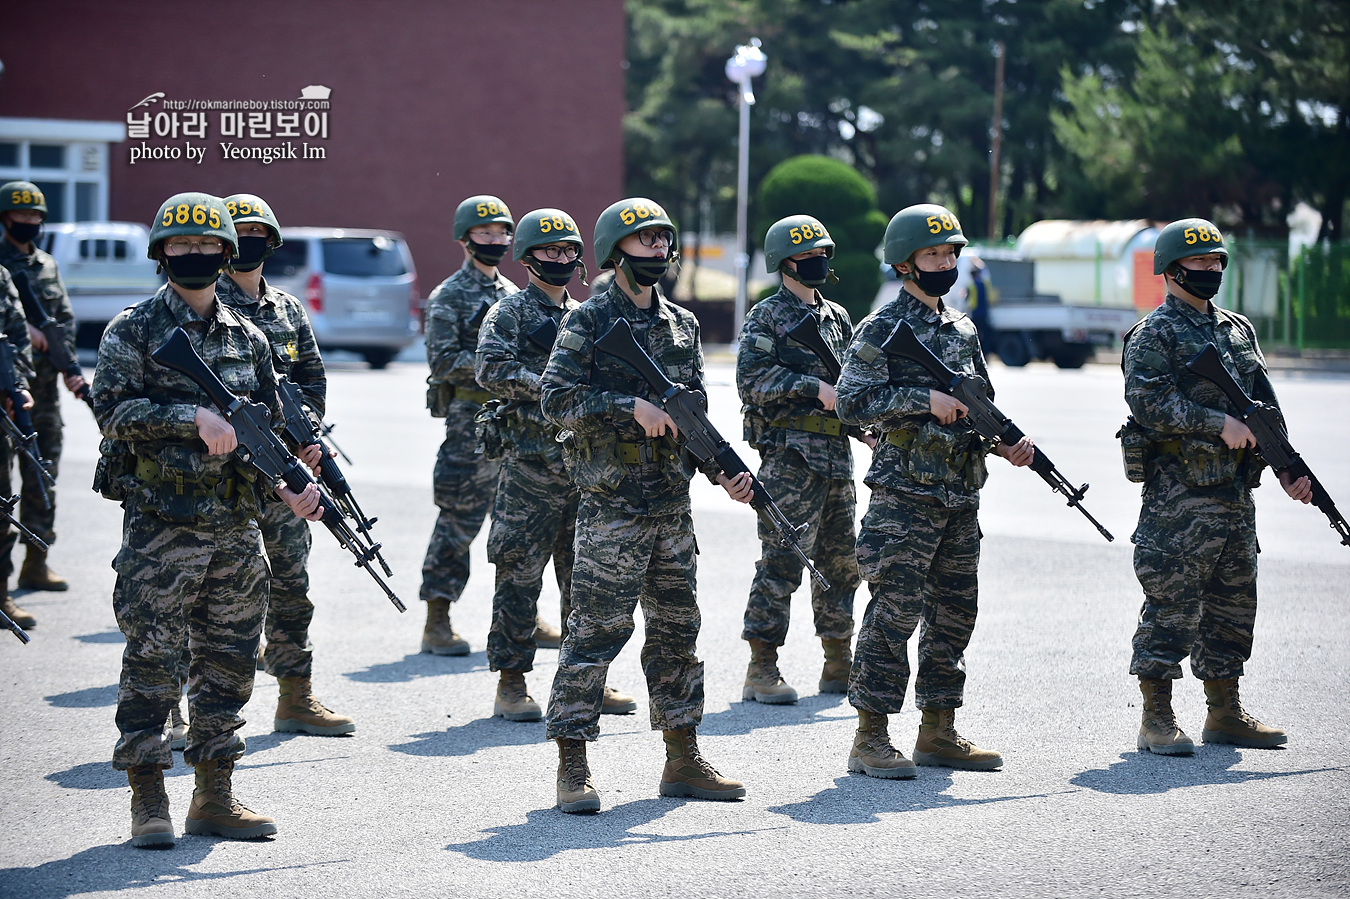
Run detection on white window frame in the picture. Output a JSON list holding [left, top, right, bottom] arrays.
[[0, 118, 126, 222]]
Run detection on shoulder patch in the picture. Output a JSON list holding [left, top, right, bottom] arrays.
[[558, 330, 585, 352], [855, 342, 880, 364], [752, 335, 775, 354]]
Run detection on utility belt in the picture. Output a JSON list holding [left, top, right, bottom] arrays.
[[769, 414, 843, 438], [1118, 416, 1257, 487], [881, 423, 988, 490], [617, 438, 681, 467], [885, 428, 915, 448], [135, 456, 246, 500], [451, 385, 492, 405], [1153, 440, 1247, 465], [427, 380, 493, 417]]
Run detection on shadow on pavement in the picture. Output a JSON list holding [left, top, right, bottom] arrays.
[[444, 798, 778, 862], [45, 684, 118, 708], [344, 652, 488, 684], [768, 773, 1069, 825], [1071, 746, 1342, 794], [73, 629, 125, 644], [47, 737, 340, 791], [694, 693, 852, 737], [388, 715, 557, 758]]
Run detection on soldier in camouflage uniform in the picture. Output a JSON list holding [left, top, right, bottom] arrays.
[[836, 204, 1032, 779], [736, 215, 870, 705], [541, 198, 754, 814], [1124, 218, 1306, 756], [0, 264, 38, 630], [0, 181, 83, 598], [219, 194, 354, 738], [474, 208, 636, 723], [91, 192, 323, 848], [421, 195, 560, 655]]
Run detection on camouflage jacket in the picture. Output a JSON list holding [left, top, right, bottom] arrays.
[[217, 273, 326, 416], [0, 240, 74, 384], [0, 266, 34, 391], [91, 283, 282, 526], [425, 259, 518, 390], [836, 287, 996, 509], [475, 282, 579, 460], [737, 283, 858, 479], [1124, 293, 1277, 493], [541, 282, 716, 517]]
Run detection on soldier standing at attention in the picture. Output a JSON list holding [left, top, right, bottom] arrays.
[[835, 204, 1032, 779], [0, 181, 84, 601], [736, 215, 870, 705], [420, 196, 563, 655], [474, 208, 636, 723], [218, 193, 354, 737], [91, 192, 323, 848], [1125, 219, 1307, 756], [541, 198, 753, 813], [0, 265, 37, 630]]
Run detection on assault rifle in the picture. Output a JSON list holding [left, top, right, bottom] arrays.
[[881, 320, 1114, 542], [1187, 343, 1350, 547], [276, 379, 391, 576], [0, 491, 48, 552], [0, 338, 55, 510], [467, 299, 491, 331], [1, 602, 29, 644], [150, 328, 406, 611], [526, 318, 559, 352], [12, 271, 93, 411], [595, 318, 831, 589], [785, 312, 841, 384]]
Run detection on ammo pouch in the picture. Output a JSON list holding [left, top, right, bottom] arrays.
[[1116, 417, 1150, 483], [474, 400, 506, 461], [131, 447, 258, 524], [1158, 436, 1244, 488], [558, 430, 626, 491], [887, 421, 988, 490], [426, 378, 452, 418], [92, 437, 137, 502]]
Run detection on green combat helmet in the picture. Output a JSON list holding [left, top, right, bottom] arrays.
[[882, 203, 967, 275], [512, 208, 583, 261], [764, 215, 834, 273], [453, 195, 514, 241], [223, 193, 283, 246], [147, 192, 238, 259], [0, 181, 48, 218], [1153, 218, 1228, 275], [593, 198, 677, 269]]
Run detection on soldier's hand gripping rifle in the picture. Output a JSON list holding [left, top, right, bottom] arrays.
[[150, 328, 406, 611], [881, 320, 1114, 541], [595, 318, 831, 589], [1187, 343, 1350, 547], [1, 602, 29, 644], [275, 378, 392, 576], [12, 271, 93, 411], [0, 338, 55, 510]]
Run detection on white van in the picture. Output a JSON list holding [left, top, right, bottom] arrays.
[[36, 222, 163, 347]]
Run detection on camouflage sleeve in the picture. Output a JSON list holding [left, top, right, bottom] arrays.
[[287, 299, 327, 418], [736, 302, 819, 406], [688, 321, 722, 482], [248, 325, 286, 434], [48, 265, 78, 359], [90, 311, 198, 442], [1124, 319, 1226, 437], [475, 300, 540, 403], [835, 311, 929, 428], [423, 282, 463, 383], [0, 273, 33, 390], [540, 305, 637, 430]]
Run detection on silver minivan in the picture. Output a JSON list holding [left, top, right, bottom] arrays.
[[263, 227, 421, 368]]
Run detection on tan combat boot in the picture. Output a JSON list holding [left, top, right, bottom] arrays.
[[658, 728, 746, 800], [421, 598, 469, 656], [185, 758, 277, 839], [914, 708, 1003, 770], [18, 547, 68, 591], [275, 677, 356, 735], [0, 588, 35, 630], [742, 638, 798, 704], [493, 670, 542, 721], [556, 738, 600, 813], [1202, 678, 1287, 748], [127, 765, 174, 848], [534, 616, 563, 649], [168, 700, 187, 750], [848, 710, 917, 779], [819, 637, 852, 694], [1138, 678, 1195, 755], [601, 684, 638, 715]]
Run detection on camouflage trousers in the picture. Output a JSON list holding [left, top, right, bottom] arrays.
[[849, 487, 980, 714], [545, 495, 703, 741], [18, 366, 63, 546], [0, 440, 16, 581], [743, 447, 858, 645], [420, 408, 499, 604], [111, 508, 269, 770], [258, 498, 316, 678], [1130, 475, 1258, 681], [486, 452, 577, 672]]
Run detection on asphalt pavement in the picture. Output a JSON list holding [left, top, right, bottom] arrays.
[[1, 352, 1346, 899]]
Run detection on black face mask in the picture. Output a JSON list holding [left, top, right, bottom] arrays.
[[231, 236, 272, 272], [163, 253, 228, 290], [616, 251, 669, 289], [528, 257, 580, 287], [5, 221, 40, 245], [788, 254, 832, 287], [1174, 266, 1223, 301], [912, 266, 960, 298], [468, 240, 509, 267]]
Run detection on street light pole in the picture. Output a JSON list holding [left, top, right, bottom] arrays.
[[725, 39, 766, 347]]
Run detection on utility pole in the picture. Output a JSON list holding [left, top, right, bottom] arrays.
[[988, 41, 1006, 241]]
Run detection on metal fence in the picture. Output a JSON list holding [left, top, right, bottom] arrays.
[[1227, 239, 1350, 349]]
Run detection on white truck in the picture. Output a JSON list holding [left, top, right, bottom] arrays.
[[34, 222, 163, 347]]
